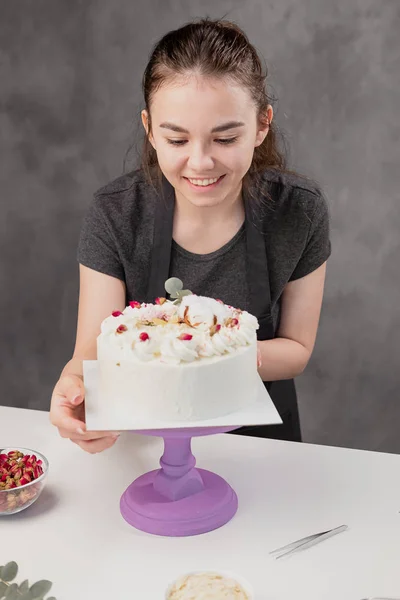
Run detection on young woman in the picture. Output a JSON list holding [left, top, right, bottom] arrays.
[[50, 18, 331, 453]]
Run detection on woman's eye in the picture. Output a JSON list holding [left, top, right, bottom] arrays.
[[216, 137, 238, 145], [167, 137, 238, 146], [167, 139, 187, 146]]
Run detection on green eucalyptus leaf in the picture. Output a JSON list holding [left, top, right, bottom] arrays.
[[19, 593, 33, 600], [1, 563, 18, 583], [0, 581, 7, 599], [0, 567, 3, 578], [46, 597, 57, 600], [29, 580, 52, 598], [19, 580, 29, 593], [165, 277, 183, 296], [5, 583, 19, 600], [178, 289, 192, 298]]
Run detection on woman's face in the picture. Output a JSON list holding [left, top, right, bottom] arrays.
[[142, 75, 272, 209]]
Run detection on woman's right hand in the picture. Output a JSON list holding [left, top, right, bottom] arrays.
[[50, 373, 121, 454]]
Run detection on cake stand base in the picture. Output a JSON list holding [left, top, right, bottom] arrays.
[[120, 426, 238, 537]]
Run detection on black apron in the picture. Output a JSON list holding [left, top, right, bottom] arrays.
[[145, 176, 302, 442]]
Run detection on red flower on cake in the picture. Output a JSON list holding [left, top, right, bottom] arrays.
[[210, 323, 221, 336], [112, 310, 123, 317], [139, 332, 150, 341], [116, 325, 128, 334], [226, 318, 239, 328], [155, 297, 167, 305], [129, 300, 141, 309], [178, 333, 193, 341]]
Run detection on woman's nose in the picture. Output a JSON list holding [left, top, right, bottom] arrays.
[[186, 144, 215, 172]]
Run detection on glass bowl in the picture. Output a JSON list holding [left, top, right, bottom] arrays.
[[0, 447, 49, 516]]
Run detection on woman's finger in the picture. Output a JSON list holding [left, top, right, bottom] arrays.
[[66, 430, 121, 442], [56, 375, 85, 405], [72, 435, 120, 454], [50, 410, 87, 435]]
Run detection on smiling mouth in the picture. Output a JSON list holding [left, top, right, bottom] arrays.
[[183, 175, 225, 187]]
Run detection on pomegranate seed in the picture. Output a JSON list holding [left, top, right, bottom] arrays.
[[178, 333, 193, 341], [129, 300, 141, 308], [112, 310, 123, 317], [155, 297, 167, 305], [139, 332, 149, 342]]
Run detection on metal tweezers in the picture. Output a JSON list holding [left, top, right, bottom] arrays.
[[270, 524, 348, 559]]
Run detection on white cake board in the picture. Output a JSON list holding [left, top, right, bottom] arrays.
[[83, 360, 282, 431]]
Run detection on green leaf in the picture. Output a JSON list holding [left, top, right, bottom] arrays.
[[46, 597, 57, 600], [165, 277, 183, 296], [19, 593, 33, 600], [1, 563, 18, 583], [19, 580, 29, 593], [29, 580, 52, 599], [0, 567, 3, 578], [0, 581, 7, 599], [5, 583, 19, 600]]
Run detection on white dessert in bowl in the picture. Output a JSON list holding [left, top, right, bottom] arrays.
[[165, 570, 253, 600]]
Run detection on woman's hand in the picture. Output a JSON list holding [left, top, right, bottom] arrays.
[[50, 372, 121, 454]]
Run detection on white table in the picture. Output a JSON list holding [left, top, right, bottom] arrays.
[[1, 406, 399, 600]]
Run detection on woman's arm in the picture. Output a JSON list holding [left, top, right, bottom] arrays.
[[50, 265, 127, 453], [61, 264, 126, 379], [257, 262, 327, 381]]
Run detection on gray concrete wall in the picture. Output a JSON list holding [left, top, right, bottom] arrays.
[[1, 0, 399, 452]]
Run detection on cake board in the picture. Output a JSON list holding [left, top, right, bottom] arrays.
[[83, 360, 282, 537]]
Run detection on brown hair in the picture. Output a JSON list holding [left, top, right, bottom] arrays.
[[139, 18, 289, 195]]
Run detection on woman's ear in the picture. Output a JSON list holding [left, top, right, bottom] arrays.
[[254, 104, 274, 148], [141, 109, 155, 148]]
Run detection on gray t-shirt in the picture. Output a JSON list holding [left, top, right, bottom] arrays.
[[170, 224, 248, 307], [77, 168, 331, 334]]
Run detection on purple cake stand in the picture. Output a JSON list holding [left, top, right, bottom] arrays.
[[120, 426, 239, 537]]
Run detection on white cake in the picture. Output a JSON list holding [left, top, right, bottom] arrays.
[[97, 290, 259, 423]]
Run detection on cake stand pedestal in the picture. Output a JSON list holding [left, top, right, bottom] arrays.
[[120, 426, 238, 537]]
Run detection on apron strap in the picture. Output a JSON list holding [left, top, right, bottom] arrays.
[[146, 175, 175, 302], [244, 189, 274, 341]]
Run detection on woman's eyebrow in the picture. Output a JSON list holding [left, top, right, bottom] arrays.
[[159, 121, 245, 133], [211, 121, 245, 133]]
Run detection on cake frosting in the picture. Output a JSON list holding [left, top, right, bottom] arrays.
[[96, 285, 260, 423], [99, 295, 258, 364], [166, 572, 251, 600]]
